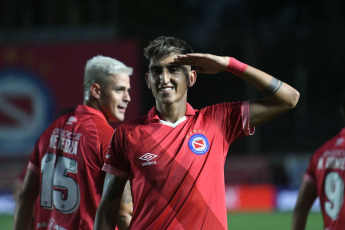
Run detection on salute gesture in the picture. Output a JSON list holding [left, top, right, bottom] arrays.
[[177, 52, 300, 127], [175, 53, 229, 74]]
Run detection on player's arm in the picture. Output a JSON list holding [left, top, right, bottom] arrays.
[[117, 181, 133, 230], [13, 169, 39, 230], [291, 179, 317, 230], [174, 53, 300, 126], [94, 172, 127, 230]]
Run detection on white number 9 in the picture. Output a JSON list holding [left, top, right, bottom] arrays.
[[324, 171, 344, 220]]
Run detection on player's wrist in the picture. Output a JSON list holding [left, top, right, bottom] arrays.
[[225, 57, 248, 76]]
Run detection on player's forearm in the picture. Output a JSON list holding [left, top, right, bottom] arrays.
[[94, 193, 122, 230], [291, 210, 308, 230], [94, 205, 118, 230], [13, 199, 35, 230], [95, 173, 127, 230], [117, 214, 131, 230], [240, 65, 300, 110], [117, 180, 133, 230]]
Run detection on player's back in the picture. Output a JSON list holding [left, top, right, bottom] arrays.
[[307, 128, 345, 230], [30, 105, 114, 230]]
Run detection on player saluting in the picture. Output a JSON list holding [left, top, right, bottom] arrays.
[[292, 92, 345, 230], [13, 56, 133, 230], [94, 36, 300, 230]]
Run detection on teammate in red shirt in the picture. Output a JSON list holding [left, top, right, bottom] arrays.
[[94, 36, 300, 230], [292, 93, 345, 230], [13, 55, 133, 230]]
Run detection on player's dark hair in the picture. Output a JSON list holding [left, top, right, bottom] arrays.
[[144, 36, 194, 61]]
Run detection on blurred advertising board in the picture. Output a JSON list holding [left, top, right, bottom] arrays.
[[0, 40, 142, 157], [226, 185, 276, 212], [225, 185, 320, 212]]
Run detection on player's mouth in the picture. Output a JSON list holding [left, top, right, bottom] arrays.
[[117, 106, 127, 113], [159, 86, 174, 93]]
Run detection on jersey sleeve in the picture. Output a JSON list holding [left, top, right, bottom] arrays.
[[201, 101, 254, 144], [304, 148, 322, 185], [102, 128, 130, 179], [85, 117, 114, 172], [28, 140, 40, 174]]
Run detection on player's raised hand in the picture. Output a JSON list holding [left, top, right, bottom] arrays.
[[174, 53, 229, 74]]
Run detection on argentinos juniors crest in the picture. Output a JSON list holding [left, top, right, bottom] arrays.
[[188, 134, 209, 155]]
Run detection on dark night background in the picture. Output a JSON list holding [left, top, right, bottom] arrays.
[[0, 0, 344, 187]]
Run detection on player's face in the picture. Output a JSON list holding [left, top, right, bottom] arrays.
[[146, 54, 195, 106], [99, 73, 131, 122]]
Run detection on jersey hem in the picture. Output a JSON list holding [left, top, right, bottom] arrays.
[[242, 101, 255, 136]]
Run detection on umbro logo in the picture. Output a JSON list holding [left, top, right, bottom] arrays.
[[335, 138, 344, 146], [139, 153, 157, 161], [67, 116, 77, 125], [139, 153, 157, 166]]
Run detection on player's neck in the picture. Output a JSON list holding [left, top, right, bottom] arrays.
[[84, 100, 99, 111], [156, 102, 187, 123]]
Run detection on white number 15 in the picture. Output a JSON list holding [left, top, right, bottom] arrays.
[[40, 153, 80, 213]]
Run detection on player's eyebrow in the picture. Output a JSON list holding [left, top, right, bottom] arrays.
[[114, 86, 130, 91], [150, 62, 180, 69]]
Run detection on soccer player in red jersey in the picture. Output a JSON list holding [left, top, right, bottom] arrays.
[[13, 55, 133, 230], [94, 36, 300, 230], [292, 93, 345, 230]]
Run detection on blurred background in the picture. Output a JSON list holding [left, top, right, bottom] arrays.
[[0, 0, 344, 216]]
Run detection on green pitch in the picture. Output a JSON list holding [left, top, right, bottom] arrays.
[[0, 215, 12, 230], [228, 212, 323, 230], [0, 212, 323, 230]]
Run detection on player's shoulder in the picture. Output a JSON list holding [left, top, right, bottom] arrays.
[[116, 115, 148, 132], [40, 113, 70, 135], [199, 101, 242, 115], [92, 116, 114, 131], [313, 131, 343, 156]]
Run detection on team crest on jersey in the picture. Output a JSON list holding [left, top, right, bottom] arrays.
[[188, 134, 209, 155]]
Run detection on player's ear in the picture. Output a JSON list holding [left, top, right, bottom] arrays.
[[90, 83, 101, 99], [145, 73, 151, 89], [188, 70, 197, 87]]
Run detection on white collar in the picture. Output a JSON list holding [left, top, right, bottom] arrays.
[[159, 116, 187, 128]]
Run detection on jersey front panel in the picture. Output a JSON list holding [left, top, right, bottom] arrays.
[[104, 102, 253, 230], [29, 105, 114, 230], [305, 128, 345, 230]]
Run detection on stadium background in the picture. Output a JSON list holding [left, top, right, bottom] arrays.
[[0, 0, 344, 228]]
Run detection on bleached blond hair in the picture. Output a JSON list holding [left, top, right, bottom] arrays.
[[83, 55, 133, 102]]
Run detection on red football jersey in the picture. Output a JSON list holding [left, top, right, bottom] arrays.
[[305, 128, 345, 230], [103, 102, 254, 230], [28, 105, 114, 230]]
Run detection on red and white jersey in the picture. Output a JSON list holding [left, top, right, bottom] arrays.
[[28, 105, 114, 230], [103, 102, 254, 230], [305, 128, 345, 230]]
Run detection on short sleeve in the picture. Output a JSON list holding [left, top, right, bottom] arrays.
[[201, 101, 254, 144], [304, 153, 317, 185], [28, 141, 40, 174], [102, 128, 130, 179]]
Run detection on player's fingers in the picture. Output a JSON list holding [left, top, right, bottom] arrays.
[[185, 53, 208, 58], [175, 59, 198, 66]]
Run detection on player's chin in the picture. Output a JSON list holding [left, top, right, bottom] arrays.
[[109, 112, 124, 122], [113, 116, 124, 122], [115, 112, 125, 122]]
